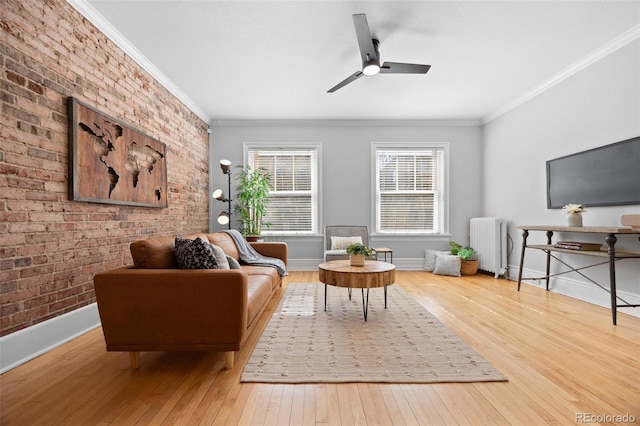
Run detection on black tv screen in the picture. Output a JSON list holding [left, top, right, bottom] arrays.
[[546, 136, 640, 209]]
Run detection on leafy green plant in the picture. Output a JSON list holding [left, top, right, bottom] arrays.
[[449, 241, 462, 256], [234, 165, 272, 237], [457, 246, 477, 260], [346, 243, 375, 257], [450, 241, 477, 260]]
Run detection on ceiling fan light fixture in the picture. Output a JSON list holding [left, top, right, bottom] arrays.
[[363, 62, 380, 76]]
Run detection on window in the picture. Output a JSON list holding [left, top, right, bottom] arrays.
[[246, 145, 319, 235], [374, 144, 447, 234]]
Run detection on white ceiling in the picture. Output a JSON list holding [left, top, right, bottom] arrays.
[[81, 1, 640, 123]]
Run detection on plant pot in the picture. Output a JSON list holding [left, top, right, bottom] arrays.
[[460, 259, 479, 275], [350, 253, 365, 266], [245, 235, 260, 242]]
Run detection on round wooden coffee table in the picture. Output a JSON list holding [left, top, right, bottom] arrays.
[[318, 260, 396, 321]]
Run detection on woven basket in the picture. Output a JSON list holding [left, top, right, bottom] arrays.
[[460, 259, 479, 275]]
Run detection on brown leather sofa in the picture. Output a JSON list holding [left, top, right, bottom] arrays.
[[93, 232, 287, 370]]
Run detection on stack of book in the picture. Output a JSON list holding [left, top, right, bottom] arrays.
[[553, 241, 603, 251]]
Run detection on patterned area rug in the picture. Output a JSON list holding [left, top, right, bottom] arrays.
[[241, 283, 507, 384]]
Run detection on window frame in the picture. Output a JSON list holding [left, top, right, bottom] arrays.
[[371, 142, 450, 236], [243, 142, 322, 236]]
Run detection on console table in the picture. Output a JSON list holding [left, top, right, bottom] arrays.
[[516, 226, 640, 325]]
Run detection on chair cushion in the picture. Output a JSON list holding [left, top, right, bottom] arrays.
[[330, 236, 363, 250], [325, 249, 348, 256]]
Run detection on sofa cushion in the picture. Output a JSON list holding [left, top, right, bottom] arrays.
[[207, 233, 240, 260], [242, 265, 281, 290], [131, 236, 177, 269], [175, 236, 219, 269], [246, 275, 274, 327], [131, 233, 208, 269]]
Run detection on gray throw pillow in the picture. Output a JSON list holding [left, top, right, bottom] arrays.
[[424, 249, 453, 271], [174, 236, 218, 269], [209, 243, 230, 269], [432, 254, 461, 277], [226, 255, 241, 269]]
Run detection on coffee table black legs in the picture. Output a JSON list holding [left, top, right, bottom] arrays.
[[362, 288, 369, 321], [324, 284, 388, 321], [324, 283, 327, 312]]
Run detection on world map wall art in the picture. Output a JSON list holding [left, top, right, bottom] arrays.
[[68, 97, 168, 208]]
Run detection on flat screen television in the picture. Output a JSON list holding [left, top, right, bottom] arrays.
[[546, 136, 640, 209]]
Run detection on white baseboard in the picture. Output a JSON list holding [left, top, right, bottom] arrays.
[[286, 258, 425, 271], [510, 264, 640, 319], [0, 303, 101, 373]]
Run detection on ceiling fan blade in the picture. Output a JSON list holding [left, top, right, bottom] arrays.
[[352, 14, 378, 64], [327, 71, 364, 93], [380, 62, 431, 74]]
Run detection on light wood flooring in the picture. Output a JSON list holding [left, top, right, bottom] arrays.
[[2, 271, 639, 425]]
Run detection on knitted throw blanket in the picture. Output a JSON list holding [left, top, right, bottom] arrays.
[[222, 229, 288, 277]]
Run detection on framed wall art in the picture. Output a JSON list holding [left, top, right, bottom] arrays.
[[68, 97, 168, 208]]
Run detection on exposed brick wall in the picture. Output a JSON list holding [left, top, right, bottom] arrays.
[[0, 0, 210, 336]]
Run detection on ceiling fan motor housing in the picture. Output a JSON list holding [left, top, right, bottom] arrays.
[[362, 39, 381, 75], [327, 15, 430, 93]]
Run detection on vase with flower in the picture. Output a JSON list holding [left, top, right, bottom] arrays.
[[563, 203, 586, 227]]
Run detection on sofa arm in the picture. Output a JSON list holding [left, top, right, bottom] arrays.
[[250, 242, 288, 265], [94, 267, 249, 352]]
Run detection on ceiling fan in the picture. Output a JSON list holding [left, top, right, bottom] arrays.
[[327, 14, 431, 93]]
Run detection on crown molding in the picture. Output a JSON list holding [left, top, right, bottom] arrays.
[[66, 1, 638, 128], [210, 119, 483, 128], [66, 0, 210, 123], [483, 24, 640, 125]]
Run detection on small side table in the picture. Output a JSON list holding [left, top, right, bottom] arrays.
[[374, 247, 393, 263]]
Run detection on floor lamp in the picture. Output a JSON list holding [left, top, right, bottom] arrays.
[[213, 159, 232, 229]]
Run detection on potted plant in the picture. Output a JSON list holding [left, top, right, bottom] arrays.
[[346, 243, 375, 266], [234, 165, 272, 241], [562, 203, 586, 227], [450, 241, 479, 275]]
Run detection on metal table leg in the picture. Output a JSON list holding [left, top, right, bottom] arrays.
[[517, 229, 529, 291], [324, 283, 327, 312], [606, 234, 618, 325], [361, 288, 370, 321]]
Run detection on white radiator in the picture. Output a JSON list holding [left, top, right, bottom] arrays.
[[470, 217, 508, 278]]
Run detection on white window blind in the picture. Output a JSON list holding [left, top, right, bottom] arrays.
[[375, 147, 445, 234], [248, 148, 318, 234]]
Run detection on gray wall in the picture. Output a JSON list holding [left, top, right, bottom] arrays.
[[483, 40, 640, 310], [209, 122, 483, 269]]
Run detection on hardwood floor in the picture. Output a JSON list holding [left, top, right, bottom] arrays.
[[2, 271, 639, 425]]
